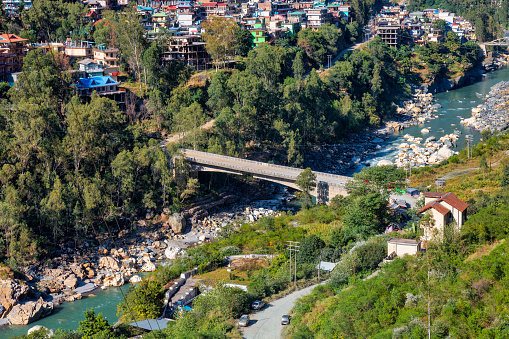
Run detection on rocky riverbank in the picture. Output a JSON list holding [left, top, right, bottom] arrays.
[[0, 181, 295, 327], [305, 88, 442, 174], [461, 80, 509, 132]]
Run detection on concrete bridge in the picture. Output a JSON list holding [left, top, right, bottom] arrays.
[[181, 149, 351, 204]]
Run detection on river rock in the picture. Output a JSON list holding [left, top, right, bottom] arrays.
[[28, 325, 54, 337], [140, 262, 156, 272], [437, 146, 455, 159], [165, 247, 184, 260], [63, 274, 79, 289], [98, 256, 121, 271], [7, 298, 53, 325], [129, 275, 142, 284], [102, 274, 124, 287], [168, 213, 186, 234], [0, 279, 30, 318]]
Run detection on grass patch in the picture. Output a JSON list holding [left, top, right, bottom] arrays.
[[465, 238, 505, 262], [193, 267, 253, 285]]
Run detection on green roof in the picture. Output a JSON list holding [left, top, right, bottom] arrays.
[[152, 12, 169, 17], [289, 11, 305, 15]]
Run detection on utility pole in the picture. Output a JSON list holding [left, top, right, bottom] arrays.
[[466, 135, 473, 158], [317, 250, 322, 280], [352, 257, 355, 282], [287, 241, 300, 286]]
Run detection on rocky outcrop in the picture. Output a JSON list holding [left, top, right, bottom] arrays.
[[7, 298, 53, 325], [0, 279, 30, 318]]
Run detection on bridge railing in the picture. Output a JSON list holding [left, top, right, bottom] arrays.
[[183, 149, 351, 183], [188, 157, 347, 188]]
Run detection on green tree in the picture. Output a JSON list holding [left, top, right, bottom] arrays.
[[501, 164, 509, 187], [296, 168, 317, 207], [347, 165, 405, 198], [201, 17, 240, 69], [342, 192, 388, 238], [78, 309, 113, 339], [117, 280, 163, 322], [298, 234, 326, 264], [479, 155, 488, 180], [235, 27, 254, 57]]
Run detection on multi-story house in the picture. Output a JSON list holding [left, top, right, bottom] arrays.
[[93, 47, 120, 80], [249, 22, 267, 47], [0, 34, 29, 82], [65, 41, 94, 60], [138, 5, 155, 31], [306, 7, 332, 28], [75, 76, 126, 110], [78, 59, 105, 78]]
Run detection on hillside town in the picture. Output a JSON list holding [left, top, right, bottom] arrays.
[[2, 0, 509, 337]]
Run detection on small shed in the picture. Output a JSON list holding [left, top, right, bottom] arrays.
[[406, 188, 421, 196], [387, 238, 421, 257]]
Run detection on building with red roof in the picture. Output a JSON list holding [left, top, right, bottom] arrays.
[[418, 192, 469, 239], [0, 34, 29, 81]]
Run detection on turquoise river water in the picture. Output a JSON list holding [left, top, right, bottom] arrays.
[[2, 66, 509, 338]]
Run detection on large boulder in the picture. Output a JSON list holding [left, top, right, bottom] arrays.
[[98, 257, 121, 271], [129, 275, 142, 284], [0, 279, 30, 318], [164, 247, 184, 260], [140, 262, 156, 272], [167, 213, 186, 234], [63, 274, 79, 290], [437, 146, 455, 159], [102, 274, 124, 287], [7, 299, 53, 325]]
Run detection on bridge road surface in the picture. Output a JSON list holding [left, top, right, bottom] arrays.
[[183, 149, 350, 188], [242, 284, 320, 339]]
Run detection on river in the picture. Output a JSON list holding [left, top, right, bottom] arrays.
[[2, 67, 509, 338], [347, 66, 509, 175]]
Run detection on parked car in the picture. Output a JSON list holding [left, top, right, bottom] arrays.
[[238, 314, 250, 327], [385, 223, 402, 233], [252, 300, 265, 310], [281, 315, 291, 325]]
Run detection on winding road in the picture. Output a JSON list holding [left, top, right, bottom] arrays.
[[242, 284, 320, 339]]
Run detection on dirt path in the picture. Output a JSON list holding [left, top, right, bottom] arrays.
[[159, 119, 215, 148]]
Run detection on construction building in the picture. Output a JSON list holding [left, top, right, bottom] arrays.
[[376, 23, 401, 47], [163, 35, 211, 71]]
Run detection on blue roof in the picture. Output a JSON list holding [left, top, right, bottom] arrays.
[[76, 76, 119, 89]]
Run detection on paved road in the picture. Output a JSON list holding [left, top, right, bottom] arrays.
[[242, 284, 320, 339]]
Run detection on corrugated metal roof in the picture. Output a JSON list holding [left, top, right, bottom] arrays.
[[129, 318, 173, 331]]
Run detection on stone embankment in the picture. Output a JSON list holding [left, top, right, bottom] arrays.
[[461, 81, 509, 132]]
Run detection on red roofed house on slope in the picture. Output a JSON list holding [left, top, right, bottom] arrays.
[[417, 192, 468, 239]]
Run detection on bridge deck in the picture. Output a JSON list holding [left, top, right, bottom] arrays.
[[183, 149, 351, 187]]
